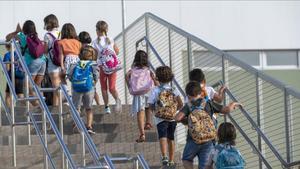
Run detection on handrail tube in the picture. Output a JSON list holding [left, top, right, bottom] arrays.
[[103, 155, 115, 169], [227, 114, 272, 169], [12, 39, 77, 169], [60, 85, 104, 167], [224, 88, 288, 167], [28, 111, 56, 169], [137, 154, 150, 169], [0, 94, 12, 124], [0, 59, 18, 99]]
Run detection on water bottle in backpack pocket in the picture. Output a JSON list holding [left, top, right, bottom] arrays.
[[129, 67, 154, 95], [215, 144, 245, 169], [71, 61, 93, 92], [25, 33, 45, 58]]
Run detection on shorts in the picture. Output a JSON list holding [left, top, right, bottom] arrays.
[[182, 138, 213, 169], [28, 58, 46, 76], [47, 58, 61, 73], [99, 68, 117, 92], [72, 89, 95, 110], [64, 55, 79, 74], [6, 78, 24, 94], [156, 121, 177, 140]]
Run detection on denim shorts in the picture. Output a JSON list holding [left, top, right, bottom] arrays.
[[182, 139, 213, 169], [28, 58, 46, 76], [47, 58, 61, 73], [72, 89, 95, 110], [156, 121, 177, 140]]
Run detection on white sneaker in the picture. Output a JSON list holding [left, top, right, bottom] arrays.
[[105, 107, 111, 114], [115, 99, 122, 113]]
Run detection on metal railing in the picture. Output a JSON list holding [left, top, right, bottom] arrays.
[[114, 12, 300, 168]]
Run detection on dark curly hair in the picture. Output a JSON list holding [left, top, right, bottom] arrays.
[[155, 66, 173, 83], [185, 81, 201, 97], [217, 122, 236, 145], [78, 31, 92, 44], [44, 14, 59, 31], [189, 68, 205, 83], [132, 50, 149, 68]]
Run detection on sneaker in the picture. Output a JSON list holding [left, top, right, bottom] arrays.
[[161, 156, 169, 166], [105, 106, 111, 114], [86, 126, 96, 135], [115, 98, 122, 113], [168, 161, 175, 167]]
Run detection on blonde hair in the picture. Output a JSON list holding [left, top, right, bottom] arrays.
[[96, 20, 111, 45]]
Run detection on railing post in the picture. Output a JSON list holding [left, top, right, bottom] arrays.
[[256, 73, 264, 169], [11, 42, 17, 167], [26, 73, 31, 146], [58, 89, 66, 169], [221, 54, 229, 122], [122, 0, 128, 105], [284, 88, 291, 164], [81, 131, 86, 167], [43, 109, 49, 169], [187, 38, 192, 73], [168, 28, 172, 69]]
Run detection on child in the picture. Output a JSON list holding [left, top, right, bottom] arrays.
[[3, 40, 24, 107], [175, 81, 240, 169], [125, 50, 157, 142], [205, 122, 245, 169], [148, 66, 183, 166], [68, 45, 99, 134], [189, 68, 226, 103], [92, 20, 121, 114], [79, 31, 100, 106], [43, 14, 61, 106], [13, 20, 47, 106]]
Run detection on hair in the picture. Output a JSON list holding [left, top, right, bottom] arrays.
[[132, 50, 149, 68], [189, 68, 205, 83], [61, 23, 77, 39], [185, 81, 202, 97], [44, 14, 59, 31], [22, 20, 37, 35], [96, 20, 110, 44], [78, 31, 92, 44], [155, 66, 173, 83], [217, 122, 236, 145], [79, 45, 97, 61]]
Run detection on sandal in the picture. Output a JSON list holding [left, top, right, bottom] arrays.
[[144, 123, 153, 130], [136, 134, 145, 143]]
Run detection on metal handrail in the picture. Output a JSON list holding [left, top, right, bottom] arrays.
[[136, 154, 150, 169], [12, 39, 77, 168], [0, 93, 12, 125], [137, 37, 300, 168], [0, 58, 18, 100]]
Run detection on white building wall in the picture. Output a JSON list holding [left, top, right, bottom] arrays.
[[0, 1, 300, 50]]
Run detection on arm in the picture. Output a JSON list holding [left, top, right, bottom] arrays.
[[213, 85, 226, 103], [220, 102, 240, 114], [125, 70, 131, 88], [113, 44, 119, 55], [59, 44, 65, 72], [175, 111, 186, 122], [150, 71, 160, 86], [6, 23, 22, 41], [176, 96, 183, 110]]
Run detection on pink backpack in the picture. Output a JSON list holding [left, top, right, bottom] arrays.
[[26, 33, 45, 59], [129, 67, 154, 95]]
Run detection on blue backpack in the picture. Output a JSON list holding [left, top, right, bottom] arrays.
[[72, 61, 93, 92], [215, 144, 245, 169]]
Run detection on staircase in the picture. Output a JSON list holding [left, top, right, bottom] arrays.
[[0, 104, 183, 169]]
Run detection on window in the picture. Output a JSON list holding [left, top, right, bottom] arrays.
[[265, 51, 298, 66], [227, 51, 260, 66]]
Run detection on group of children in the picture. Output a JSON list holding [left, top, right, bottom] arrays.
[[2, 13, 245, 169], [126, 51, 244, 168]]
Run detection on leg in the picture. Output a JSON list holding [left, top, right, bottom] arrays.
[[136, 110, 145, 142], [50, 72, 61, 106], [183, 160, 194, 169], [94, 91, 101, 105], [86, 108, 93, 128], [196, 141, 213, 169], [29, 75, 38, 106], [108, 72, 118, 100], [157, 121, 169, 165], [99, 70, 109, 106], [5, 91, 11, 108], [182, 139, 200, 169], [159, 138, 168, 158], [144, 107, 153, 130], [167, 121, 177, 162]]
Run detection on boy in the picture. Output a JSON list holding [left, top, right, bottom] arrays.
[[188, 68, 226, 103], [68, 45, 99, 134], [148, 66, 183, 166], [175, 81, 240, 169]]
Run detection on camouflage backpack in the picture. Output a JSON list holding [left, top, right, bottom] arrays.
[[155, 87, 178, 120], [188, 99, 216, 144]]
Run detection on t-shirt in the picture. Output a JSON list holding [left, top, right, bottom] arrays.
[[17, 32, 46, 66], [2, 51, 24, 79], [148, 83, 180, 125], [91, 36, 115, 66], [181, 99, 223, 140], [58, 39, 81, 56], [184, 85, 216, 103], [44, 29, 60, 51], [68, 61, 99, 84]]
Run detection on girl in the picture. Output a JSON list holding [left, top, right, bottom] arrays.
[[92, 20, 121, 114], [58, 23, 81, 76], [79, 31, 101, 106], [15, 20, 46, 106], [125, 50, 158, 142], [43, 14, 61, 106]]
